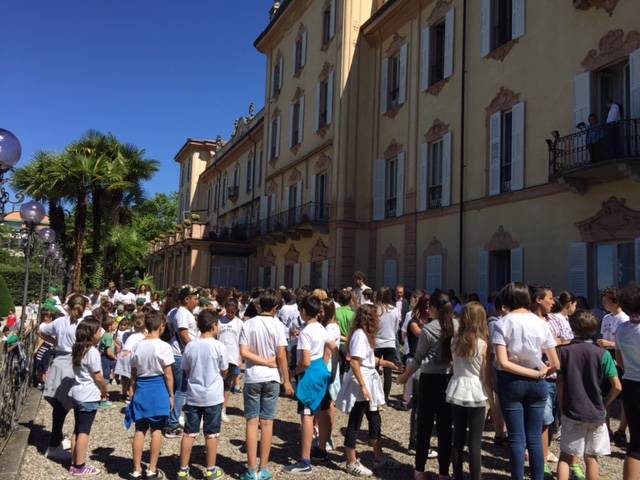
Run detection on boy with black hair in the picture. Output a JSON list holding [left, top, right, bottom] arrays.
[[556, 310, 622, 480], [178, 310, 228, 479], [239, 292, 293, 480]]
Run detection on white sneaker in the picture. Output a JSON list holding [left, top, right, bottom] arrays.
[[61, 437, 72, 450], [345, 460, 373, 477], [45, 446, 71, 461], [221, 411, 230, 423], [179, 414, 185, 427], [427, 448, 438, 459]]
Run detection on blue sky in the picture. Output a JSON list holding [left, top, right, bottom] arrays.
[[2, 0, 273, 196]]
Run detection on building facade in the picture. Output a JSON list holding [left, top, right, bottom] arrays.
[[148, 0, 640, 304]]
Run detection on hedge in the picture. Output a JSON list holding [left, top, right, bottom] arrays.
[[0, 265, 44, 307], [0, 275, 14, 317]]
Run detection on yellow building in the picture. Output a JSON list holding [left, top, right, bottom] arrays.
[[149, 0, 640, 304]]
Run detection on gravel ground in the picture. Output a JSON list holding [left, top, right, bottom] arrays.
[[21, 383, 627, 479]]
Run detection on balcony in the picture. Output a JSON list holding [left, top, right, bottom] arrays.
[[548, 119, 640, 193], [250, 202, 330, 243], [208, 224, 250, 243], [227, 185, 239, 201]]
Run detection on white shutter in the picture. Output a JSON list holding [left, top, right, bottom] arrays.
[[301, 30, 308, 68], [321, 259, 329, 290], [420, 27, 431, 91], [568, 242, 588, 298], [258, 267, 265, 287], [270, 266, 277, 290], [295, 180, 303, 208], [298, 96, 305, 144], [417, 142, 428, 212], [267, 120, 272, 160], [269, 193, 276, 217], [480, 0, 491, 57], [278, 56, 284, 90], [635, 238, 640, 283], [444, 8, 455, 79], [293, 263, 301, 288], [383, 259, 398, 287], [478, 250, 489, 303], [373, 159, 386, 220], [327, 72, 334, 125], [396, 152, 405, 217], [283, 186, 290, 214], [275, 116, 281, 158], [289, 104, 294, 148], [441, 132, 452, 207], [309, 174, 317, 206], [489, 111, 502, 196], [573, 71, 592, 128], [630, 48, 640, 118], [399, 43, 408, 105], [512, 0, 526, 40], [292, 41, 297, 76], [511, 101, 525, 191], [329, 0, 336, 39], [380, 57, 389, 114], [510, 247, 524, 282], [315, 81, 321, 131], [426, 255, 443, 292]]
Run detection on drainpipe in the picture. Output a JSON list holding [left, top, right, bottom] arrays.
[[458, 0, 467, 294]]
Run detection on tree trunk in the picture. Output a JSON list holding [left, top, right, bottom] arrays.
[[73, 191, 88, 291], [109, 190, 124, 225], [90, 188, 103, 273], [48, 199, 66, 249]]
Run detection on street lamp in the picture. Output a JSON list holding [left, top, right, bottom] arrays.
[[18, 200, 45, 335], [36, 228, 56, 322], [0, 129, 24, 223]]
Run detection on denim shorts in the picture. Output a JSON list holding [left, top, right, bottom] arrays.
[[135, 416, 167, 432], [183, 403, 223, 437], [72, 400, 100, 412], [243, 381, 280, 420], [543, 380, 557, 427], [72, 401, 99, 435]]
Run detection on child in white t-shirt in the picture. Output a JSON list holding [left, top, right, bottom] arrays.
[[114, 312, 146, 402], [218, 299, 243, 422], [128, 312, 175, 479], [178, 310, 228, 479], [69, 316, 107, 477]]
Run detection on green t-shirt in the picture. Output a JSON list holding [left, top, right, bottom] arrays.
[[602, 350, 618, 378], [99, 332, 114, 355], [336, 306, 356, 338]]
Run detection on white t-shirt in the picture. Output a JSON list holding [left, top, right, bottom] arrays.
[[131, 338, 175, 377], [375, 305, 401, 349], [218, 316, 243, 365], [239, 315, 288, 384], [123, 332, 145, 351], [606, 103, 621, 123], [491, 311, 557, 370], [354, 284, 370, 305], [401, 311, 412, 352], [350, 328, 376, 372], [39, 315, 78, 353], [601, 311, 630, 342], [616, 320, 640, 382], [182, 338, 228, 407], [69, 347, 102, 402], [325, 322, 341, 350], [297, 321, 329, 363], [118, 291, 137, 305], [167, 307, 181, 356], [278, 303, 302, 343], [175, 306, 199, 344]]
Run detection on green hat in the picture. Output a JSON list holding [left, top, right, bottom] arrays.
[[41, 302, 58, 314], [6, 335, 20, 348], [48, 287, 57, 294], [136, 298, 146, 306], [199, 297, 211, 306]]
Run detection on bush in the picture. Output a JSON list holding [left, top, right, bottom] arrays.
[[0, 275, 14, 317], [0, 265, 43, 307]]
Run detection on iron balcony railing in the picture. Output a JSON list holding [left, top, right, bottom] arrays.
[[250, 202, 330, 238], [208, 223, 250, 243], [549, 118, 640, 178]]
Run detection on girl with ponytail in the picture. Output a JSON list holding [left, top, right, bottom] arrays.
[[397, 290, 458, 480]]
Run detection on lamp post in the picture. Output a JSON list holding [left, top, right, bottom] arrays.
[[18, 200, 45, 336], [37, 228, 56, 322], [0, 129, 24, 223]]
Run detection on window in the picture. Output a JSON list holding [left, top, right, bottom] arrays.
[[596, 242, 636, 292], [257, 150, 263, 186], [492, 0, 512, 51], [214, 180, 220, 209], [385, 158, 398, 218], [291, 102, 301, 147], [315, 173, 327, 204], [221, 175, 227, 208], [287, 184, 297, 226], [319, 79, 329, 128], [263, 266, 272, 289], [270, 117, 280, 160], [233, 165, 240, 187], [310, 261, 323, 288], [489, 250, 511, 294], [272, 56, 283, 97], [429, 22, 446, 86], [387, 53, 401, 111], [428, 141, 443, 208], [501, 110, 513, 193], [322, 7, 332, 45], [246, 157, 253, 193], [284, 264, 295, 287]]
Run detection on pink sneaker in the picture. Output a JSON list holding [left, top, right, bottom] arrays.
[[69, 465, 100, 476]]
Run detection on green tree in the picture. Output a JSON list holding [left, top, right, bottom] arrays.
[[132, 192, 179, 242], [0, 275, 14, 317]]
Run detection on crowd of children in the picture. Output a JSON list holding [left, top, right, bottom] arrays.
[[31, 278, 640, 480]]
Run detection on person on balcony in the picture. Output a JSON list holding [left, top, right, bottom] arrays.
[[605, 99, 622, 158], [586, 114, 604, 163]]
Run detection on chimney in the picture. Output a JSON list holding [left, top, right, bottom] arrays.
[[269, 1, 281, 21]]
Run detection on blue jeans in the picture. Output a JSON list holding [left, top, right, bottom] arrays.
[[497, 371, 548, 480], [543, 380, 557, 427], [167, 355, 188, 429]]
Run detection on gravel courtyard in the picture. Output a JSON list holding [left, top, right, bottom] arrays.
[[21, 383, 627, 479]]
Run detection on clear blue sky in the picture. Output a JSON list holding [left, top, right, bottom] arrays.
[[2, 0, 273, 196]]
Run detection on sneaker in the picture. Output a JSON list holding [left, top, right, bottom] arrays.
[[427, 448, 438, 459], [373, 455, 402, 470], [45, 445, 71, 461], [570, 464, 586, 480], [544, 464, 554, 480], [239, 471, 258, 480], [258, 469, 273, 480], [283, 461, 313, 475], [163, 426, 183, 438], [99, 400, 112, 410], [221, 411, 230, 423], [146, 470, 165, 479], [345, 460, 373, 477], [614, 430, 628, 447], [325, 438, 335, 451], [204, 467, 224, 478], [547, 452, 559, 463], [177, 467, 190, 479], [128, 471, 143, 479], [61, 437, 72, 450], [69, 465, 100, 476], [311, 447, 329, 461]]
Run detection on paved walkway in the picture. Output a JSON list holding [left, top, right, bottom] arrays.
[[20, 383, 626, 479]]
